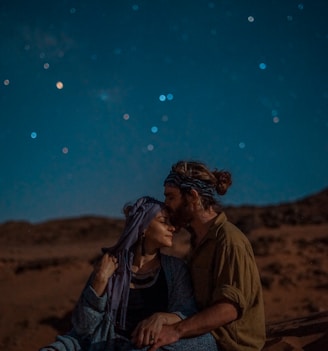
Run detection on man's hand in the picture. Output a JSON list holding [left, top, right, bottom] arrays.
[[148, 324, 180, 351], [131, 312, 182, 348], [131, 313, 167, 348], [148, 300, 239, 350]]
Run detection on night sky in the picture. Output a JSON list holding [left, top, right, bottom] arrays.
[[1, 1, 327, 223]]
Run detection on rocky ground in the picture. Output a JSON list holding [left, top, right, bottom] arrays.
[[0, 188, 327, 351]]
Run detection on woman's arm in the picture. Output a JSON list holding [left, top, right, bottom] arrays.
[[132, 256, 198, 348], [71, 283, 108, 336], [91, 253, 118, 296], [165, 256, 198, 318], [71, 253, 118, 336], [39, 330, 84, 351]]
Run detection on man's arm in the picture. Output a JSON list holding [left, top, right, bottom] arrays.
[[149, 299, 238, 351], [176, 299, 238, 337]]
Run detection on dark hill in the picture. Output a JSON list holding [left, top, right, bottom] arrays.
[[224, 187, 328, 233], [1, 187, 327, 242]]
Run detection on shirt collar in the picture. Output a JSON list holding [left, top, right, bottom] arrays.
[[207, 212, 227, 239]]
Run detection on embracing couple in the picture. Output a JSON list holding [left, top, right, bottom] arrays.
[[40, 160, 266, 351]]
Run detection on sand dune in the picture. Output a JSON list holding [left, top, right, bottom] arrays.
[[0, 189, 327, 351]]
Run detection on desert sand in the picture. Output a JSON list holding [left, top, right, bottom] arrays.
[[0, 189, 327, 351]]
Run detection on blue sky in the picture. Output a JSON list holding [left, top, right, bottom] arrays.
[[1, 0, 327, 223]]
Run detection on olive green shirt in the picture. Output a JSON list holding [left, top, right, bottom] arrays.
[[188, 212, 266, 351]]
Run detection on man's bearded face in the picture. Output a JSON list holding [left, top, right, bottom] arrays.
[[167, 194, 194, 229]]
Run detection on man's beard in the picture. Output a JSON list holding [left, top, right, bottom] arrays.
[[168, 197, 193, 229]]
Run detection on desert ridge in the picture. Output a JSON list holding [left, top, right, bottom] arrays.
[[0, 188, 327, 351]]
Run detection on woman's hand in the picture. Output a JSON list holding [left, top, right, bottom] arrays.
[[91, 253, 118, 296], [131, 312, 181, 348]]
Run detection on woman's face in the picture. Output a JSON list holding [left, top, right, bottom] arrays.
[[144, 209, 175, 251]]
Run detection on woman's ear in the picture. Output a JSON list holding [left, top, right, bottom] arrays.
[[143, 223, 152, 237]]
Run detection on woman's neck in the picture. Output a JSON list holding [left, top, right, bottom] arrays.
[[133, 249, 159, 270]]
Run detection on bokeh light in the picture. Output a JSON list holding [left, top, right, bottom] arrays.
[[56, 81, 64, 89], [1, 0, 327, 226]]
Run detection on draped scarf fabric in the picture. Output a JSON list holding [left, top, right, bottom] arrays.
[[164, 170, 216, 198], [102, 196, 165, 330]]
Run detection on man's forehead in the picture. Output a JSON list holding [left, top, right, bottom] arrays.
[[164, 185, 181, 195]]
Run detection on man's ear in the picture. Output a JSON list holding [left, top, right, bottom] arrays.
[[188, 189, 199, 203]]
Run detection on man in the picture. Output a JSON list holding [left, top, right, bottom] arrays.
[[149, 160, 266, 351]]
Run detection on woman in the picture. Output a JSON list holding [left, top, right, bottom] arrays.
[[40, 196, 218, 351]]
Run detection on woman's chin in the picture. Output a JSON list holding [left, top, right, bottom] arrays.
[[163, 241, 173, 248]]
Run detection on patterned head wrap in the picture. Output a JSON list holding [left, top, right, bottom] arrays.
[[164, 170, 216, 198], [102, 196, 165, 329]]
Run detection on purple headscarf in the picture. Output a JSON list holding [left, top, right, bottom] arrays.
[[102, 196, 165, 329]]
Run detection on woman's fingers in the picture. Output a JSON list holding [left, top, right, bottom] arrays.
[[135, 329, 153, 347], [94, 254, 118, 281], [131, 323, 161, 347], [144, 328, 156, 345]]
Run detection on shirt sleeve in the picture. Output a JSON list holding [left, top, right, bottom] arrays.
[[71, 275, 108, 336], [38, 330, 83, 351], [212, 243, 256, 318]]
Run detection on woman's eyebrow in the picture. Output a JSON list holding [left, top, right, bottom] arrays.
[[157, 215, 168, 220]]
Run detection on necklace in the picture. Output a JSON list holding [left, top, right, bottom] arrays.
[[130, 266, 161, 289]]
